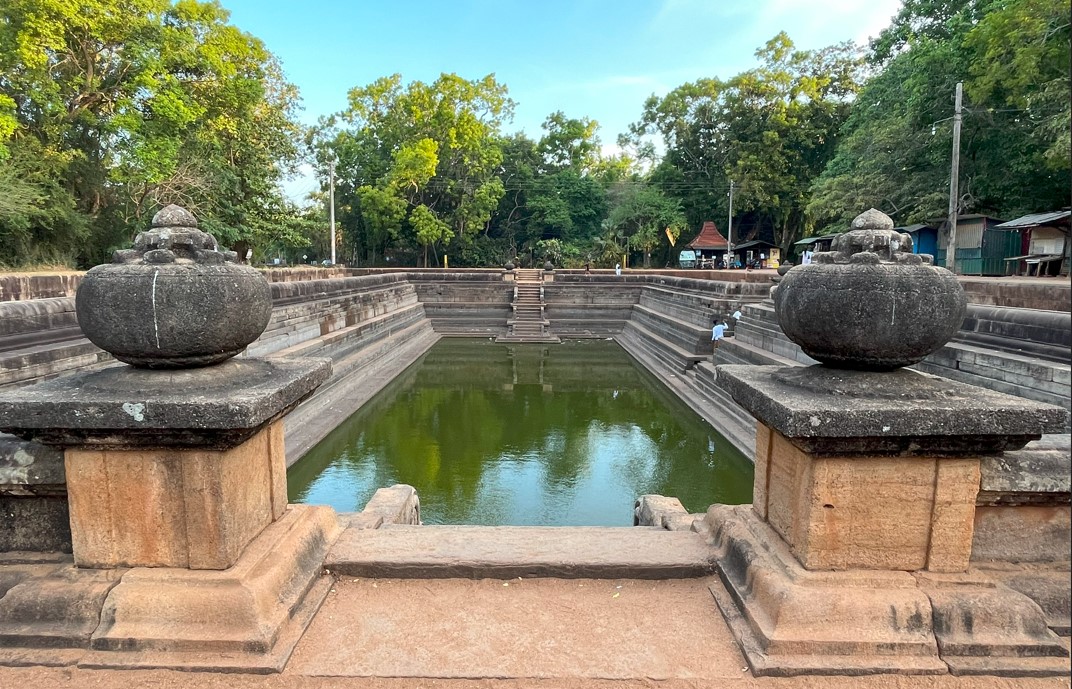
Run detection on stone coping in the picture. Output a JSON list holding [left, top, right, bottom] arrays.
[[715, 364, 1069, 455], [0, 357, 330, 450], [980, 433, 1072, 503]]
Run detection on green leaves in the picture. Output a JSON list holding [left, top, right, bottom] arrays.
[[809, 0, 1070, 229], [0, 0, 306, 266]]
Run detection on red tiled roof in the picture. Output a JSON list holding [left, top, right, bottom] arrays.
[[687, 221, 728, 250]]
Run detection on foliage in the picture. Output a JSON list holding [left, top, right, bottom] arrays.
[[317, 73, 512, 266], [630, 33, 863, 252], [808, 0, 1070, 228], [604, 183, 685, 267], [0, 0, 307, 267]]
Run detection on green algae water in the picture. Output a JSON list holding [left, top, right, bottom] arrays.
[[288, 339, 753, 525]]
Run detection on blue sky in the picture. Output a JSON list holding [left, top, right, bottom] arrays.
[[220, 0, 903, 200]]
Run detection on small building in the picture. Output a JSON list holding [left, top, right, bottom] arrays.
[[730, 239, 779, 268], [895, 223, 938, 257], [934, 214, 1014, 276], [792, 233, 839, 261], [686, 221, 729, 268], [994, 211, 1071, 277]]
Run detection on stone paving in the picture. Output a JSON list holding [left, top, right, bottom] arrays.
[[0, 577, 1068, 688]]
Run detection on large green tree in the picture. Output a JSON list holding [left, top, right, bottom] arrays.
[[0, 0, 307, 267], [630, 34, 862, 253], [808, 0, 1070, 229], [318, 73, 512, 267]]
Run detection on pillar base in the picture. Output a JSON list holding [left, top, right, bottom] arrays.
[[0, 504, 339, 673], [703, 504, 1069, 677]]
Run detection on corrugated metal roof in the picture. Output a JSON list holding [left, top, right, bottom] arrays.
[[793, 233, 839, 245], [732, 239, 776, 251], [894, 224, 932, 233], [994, 211, 1071, 229]]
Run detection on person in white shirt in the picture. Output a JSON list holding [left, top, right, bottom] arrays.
[[615, 263, 621, 277], [711, 318, 727, 361]]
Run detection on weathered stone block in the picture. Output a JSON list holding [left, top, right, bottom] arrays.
[[65, 422, 284, 569], [359, 484, 421, 527], [762, 430, 979, 572], [972, 505, 1071, 563], [633, 494, 686, 528]]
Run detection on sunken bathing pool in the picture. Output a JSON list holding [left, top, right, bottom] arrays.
[[288, 339, 753, 525]]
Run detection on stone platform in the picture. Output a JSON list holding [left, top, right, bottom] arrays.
[[326, 525, 718, 579]]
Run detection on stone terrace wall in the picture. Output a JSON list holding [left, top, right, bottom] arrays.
[[959, 276, 1071, 312], [0, 273, 85, 302], [405, 271, 512, 337], [0, 266, 350, 302]]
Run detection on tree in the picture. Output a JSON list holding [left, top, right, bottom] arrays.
[[605, 184, 685, 267], [0, 0, 307, 266], [808, 0, 1070, 229], [317, 73, 512, 266], [630, 33, 863, 253], [410, 204, 451, 267]]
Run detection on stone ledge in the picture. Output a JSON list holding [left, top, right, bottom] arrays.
[[715, 365, 1068, 455], [326, 525, 718, 579], [0, 358, 331, 450]]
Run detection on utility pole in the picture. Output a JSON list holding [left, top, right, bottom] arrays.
[[328, 158, 336, 266], [946, 82, 963, 275], [727, 179, 735, 267]]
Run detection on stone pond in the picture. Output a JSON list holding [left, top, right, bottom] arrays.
[[0, 206, 1068, 680]]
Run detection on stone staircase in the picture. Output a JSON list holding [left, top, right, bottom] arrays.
[[496, 269, 560, 343]]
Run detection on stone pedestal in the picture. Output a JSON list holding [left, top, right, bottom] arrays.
[[66, 421, 287, 569], [753, 423, 979, 573], [0, 357, 340, 671], [708, 365, 1070, 677]]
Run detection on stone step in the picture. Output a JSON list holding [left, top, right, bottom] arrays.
[[325, 525, 717, 579]]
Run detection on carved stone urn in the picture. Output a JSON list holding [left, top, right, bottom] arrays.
[[76, 205, 273, 368], [772, 208, 966, 370]]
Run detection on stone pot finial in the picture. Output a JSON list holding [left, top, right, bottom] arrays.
[[772, 208, 966, 370], [544, 260, 554, 271], [76, 205, 273, 369]]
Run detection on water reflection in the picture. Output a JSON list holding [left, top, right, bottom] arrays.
[[288, 339, 753, 525]]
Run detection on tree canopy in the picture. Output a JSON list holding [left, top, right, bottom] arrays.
[[2, 0, 1067, 269], [0, 0, 310, 267]]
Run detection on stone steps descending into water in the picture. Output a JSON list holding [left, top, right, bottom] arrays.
[[497, 269, 560, 343], [325, 525, 717, 579]]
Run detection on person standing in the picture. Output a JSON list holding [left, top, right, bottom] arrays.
[[711, 318, 726, 361]]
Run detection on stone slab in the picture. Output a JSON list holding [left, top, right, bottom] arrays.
[[916, 571, 1069, 677], [80, 505, 339, 672], [65, 422, 284, 569], [715, 365, 1068, 454], [979, 434, 1072, 500], [704, 504, 947, 676], [0, 435, 65, 488], [0, 357, 330, 450], [326, 525, 718, 579], [972, 505, 1071, 563], [289, 577, 747, 681], [0, 563, 125, 652], [0, 496, 70, 553]]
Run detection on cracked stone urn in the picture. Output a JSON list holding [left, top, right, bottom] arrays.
[[76, 204, 272, 368], [772, 208, 966, 370]]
